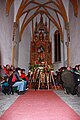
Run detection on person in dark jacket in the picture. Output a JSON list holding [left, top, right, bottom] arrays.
[[61, 67, 77, 95]]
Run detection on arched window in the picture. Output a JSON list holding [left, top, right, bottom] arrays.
[[54, 30, 61, 62]]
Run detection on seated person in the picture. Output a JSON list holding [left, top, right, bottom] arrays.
[[2, 64, 11, 77], [1, 76, 10, 94], [11, 68, 27, 95], [20, 69, 28, 88]]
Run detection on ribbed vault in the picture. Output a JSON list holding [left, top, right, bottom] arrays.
[[6, 0, 78, 41]]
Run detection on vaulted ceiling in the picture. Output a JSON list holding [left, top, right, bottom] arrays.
[[6, 0, 78, 40]]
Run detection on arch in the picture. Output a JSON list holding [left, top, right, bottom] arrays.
[[16, 0, 68, 25], [6, 0, 14, 15], [20, 10, 63, 41], [16, 0, 31, 24], [6, 0, 78, 21], [5, 0, 78, 43], [45, 6, 67, 23], [15, 0, 68, 41], [70, 0, 78, 17]]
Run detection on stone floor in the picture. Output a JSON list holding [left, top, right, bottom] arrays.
[[54, 90, 80, 116], [0, 89, 80, 117], [0, 92, 19, 116]]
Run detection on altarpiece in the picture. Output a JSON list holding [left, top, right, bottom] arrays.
[[30, 15, 52, 66]]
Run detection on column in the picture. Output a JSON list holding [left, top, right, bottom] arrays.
[[11, 22, 18, 66], [65, 22, 70, 67], [61, 36, 65, 67]]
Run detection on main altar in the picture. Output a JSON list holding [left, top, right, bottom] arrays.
[[30, 14, 52, 66], [29, 15, 54, 90]]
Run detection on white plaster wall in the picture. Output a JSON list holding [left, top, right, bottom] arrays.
[[18, 25, 31, 74], [50, 21, 55, 64], [61, 0, 70, 67], [0, 0, 14, 65], [62, 0, 69, 21], [52, 14, 68, 71], [50, 0, 70, 71], [14, 25, 20, 67], [69, 1, 80, 67], [1, 0, 79, 71]]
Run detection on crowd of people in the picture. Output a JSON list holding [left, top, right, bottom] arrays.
[[0, 64, 29, 95], [56, 65, 80, 96], [0, 64, 80, 96]]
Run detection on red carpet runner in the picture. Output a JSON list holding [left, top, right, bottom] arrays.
[[0, 90, 80, 120]]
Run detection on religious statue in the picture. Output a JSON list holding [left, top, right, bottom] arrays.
[[45, 33, 49, 41], [39, 32, 44, 41], [34, 34, 38, 41]]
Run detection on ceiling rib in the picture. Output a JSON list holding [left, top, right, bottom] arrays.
[[6, 0, 78, 40], [70, 0, 78, 17]]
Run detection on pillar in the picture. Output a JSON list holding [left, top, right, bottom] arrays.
[[61, 36, 65, 67], [65, 22, 70, 67], [11, 22, 18, 66]]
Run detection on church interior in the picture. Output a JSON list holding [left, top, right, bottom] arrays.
[[0, 0, 80, 120]]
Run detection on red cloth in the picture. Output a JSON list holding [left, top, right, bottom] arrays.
[[20, 73, 28, 81], [12, 75, 17, 83], [3, 67, 9, 75]]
